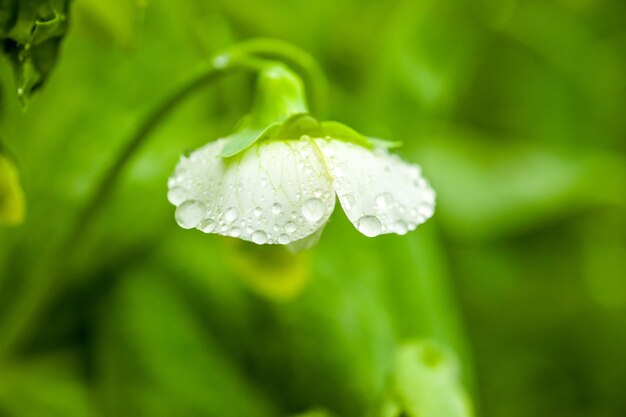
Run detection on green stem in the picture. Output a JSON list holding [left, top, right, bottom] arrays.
[[216, 38, 329, 116], [0, 40, 328, 357]]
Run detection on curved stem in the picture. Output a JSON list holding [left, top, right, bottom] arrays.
[[68, 66, 225, 244], [216, 38, 329, 116], [0, 41, 329, 356]]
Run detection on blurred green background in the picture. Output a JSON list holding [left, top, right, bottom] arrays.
[[1, 0, 625, 416]]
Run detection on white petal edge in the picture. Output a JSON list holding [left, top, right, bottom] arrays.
[[315, 138, 435, 237], [168, 137, 335, 245]]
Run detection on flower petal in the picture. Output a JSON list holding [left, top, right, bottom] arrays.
[[315, 139, 435, 237], [168, 137, 335, 245]]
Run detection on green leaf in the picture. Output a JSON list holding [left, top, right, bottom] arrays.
[[0, 149, 25, 224], [289, 409, 335, 417], [0, 356, 96, 417], [0, 0, 17, 37], [1, 0, 71, 102], [98, 268, 279, 417], [381, 340, 473, 417]]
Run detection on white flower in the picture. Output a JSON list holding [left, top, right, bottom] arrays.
[[167, 134, 435, 249]]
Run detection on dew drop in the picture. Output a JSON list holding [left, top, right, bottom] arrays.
[[375, 193, 394, 210], [230, 227, 241, 237], [167, 187, 187, 205], [393, 220, 408, 235], [212, 54, 230, 68], [224, 207, 239, 222], [251, 230, 268, 244], [285, 221, 297, 234], [422, 188, 435, 205], [408, 166, 422, 179], [418, 203, 434, 218], [271, 203, 282, 215], [302, 198, 325, 222], [357, 215, 382, 237], [254, 207, 263, 217], [335, 163, 349, 177], [175, 200, 206, 229], [314, 189, 322, 198], [278, 234, 290, 244], [340, 194, 355, 211], [198, 218, 216, 233]]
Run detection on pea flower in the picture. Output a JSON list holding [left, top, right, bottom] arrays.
[[167, 63, 435, 250]]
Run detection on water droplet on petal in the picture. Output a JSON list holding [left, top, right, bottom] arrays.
[[167, 187, 186, 205], [224, 207, 239, 222], [254, 207, 263, 217], [408, 166, 422, 179], [198, 218, 216, 233], [175, 200, 206, 229], [314, 189, 322, 198], [357, 215, 382, 237], [270, 203, 282, 215], [302, 198, 325, 222], [375, 193, 394, 210], [251, 230, 268, 244], [278, 234, 290, 244], [418, 203, 434, 218], [340, 194, 355, 211], [230, 227, 241, 237], [422, 188, 435, 205], [285, 221, 297, 234], [393, 220, 407, 235], [335, 163, 348, 178]]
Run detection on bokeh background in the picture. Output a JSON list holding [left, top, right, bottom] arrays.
[[1, 0, 625, 416]]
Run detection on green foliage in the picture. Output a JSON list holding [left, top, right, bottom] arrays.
[[0, 147, 24, 224], [0, 0, 625, 417], [0, 0, 70, 102]]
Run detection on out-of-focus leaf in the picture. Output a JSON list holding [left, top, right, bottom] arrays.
[[97, 266, 279, 417], [225, 239, 311, 301], [72, 0, 147, 49], [0, 148, 25, 224], [380, 340, 473, 417], [0, 355, 96, 417], [288, 409, 334, 417], [0, 0, 17, 37], [1, 0, 70, 102]]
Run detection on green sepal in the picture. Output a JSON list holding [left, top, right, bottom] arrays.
[[221, 115, 403, 158], [221, 63, 312, 158], [368, 137, 403, 149], [320, 121, 402, 149], [220, 120, 282, 158], [319, 121, 371, 148]]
